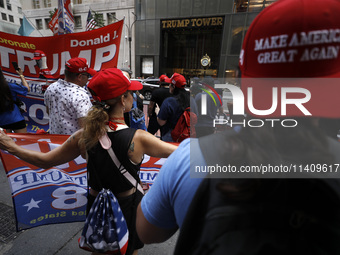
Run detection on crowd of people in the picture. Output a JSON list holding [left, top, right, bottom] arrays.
[[0, 67, 178, 255], [0, 52, 219, 141], [1, 0, 340, 254]]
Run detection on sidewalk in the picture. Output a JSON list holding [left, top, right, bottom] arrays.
[[0, 159, 177, 255]]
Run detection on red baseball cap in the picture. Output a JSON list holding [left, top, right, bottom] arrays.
[[239, 0, 340, 118], [32, 50, 46, 60], [88, 68, 143, 101], [130, 80, 143, 91], [170, 73, 187, 88], [65, 57, 97, 76], [159, 74, 171, 83]]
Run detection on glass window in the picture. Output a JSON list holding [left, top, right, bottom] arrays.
[[233, 0, 275, 13], [147, 80, 160, 85], [33, 0, 40, 9], [233, 0, 248, 13], [73, 0, 82, 4], [18, 6, 22, 14], [229, 15, 246, 55], [36, 19, 43, 30], [107, 12, 116, 24], [230, 26, 244, 54], [248, 0, 264, 12], [44, 0, 51, 8], [7, 3, 11, 11], [0, 0, 4, 8], [74, 15, 81, 27], [142, 57, 154, 75], [44, 18, 50, 29], [96, 13, 104, 27], [1, 12, 6, 21], [160, 25, 223, 76], [9, 15, 13, 22]]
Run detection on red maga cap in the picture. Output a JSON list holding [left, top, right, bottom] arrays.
[[32, 50, 46, 60], [170, 73, 187, 88], [88, 68, 142, 101], [130, 80, 143, 91], [65, 57, 97, 76], [239, 0, 340, 118], [159, 74, 171, 83]]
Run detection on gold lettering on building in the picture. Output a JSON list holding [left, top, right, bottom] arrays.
[[162, 17, 223, 29]]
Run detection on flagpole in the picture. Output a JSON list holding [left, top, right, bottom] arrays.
[[22, 13, 45, 37]]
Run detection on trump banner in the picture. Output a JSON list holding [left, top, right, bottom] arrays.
[[0, 133, 167, 231], [0, 19, 123, 79]]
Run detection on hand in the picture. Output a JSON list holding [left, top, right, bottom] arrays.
[[136, 91, 145, 100], [0, 128, 16, 151], [16, 67, 24, 76]]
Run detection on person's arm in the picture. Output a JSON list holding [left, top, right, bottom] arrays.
[[136, 203, 178, 244], [136, 91, 144, 100], [0, 129, 84, 169], [139, 129, 177, 158], [128, 129, 177, 164], [16, 67, 30, 92], [157, 98, 170, 126]]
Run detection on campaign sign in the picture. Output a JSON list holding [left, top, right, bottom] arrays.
[[0, 133, 170, 231], [0, 133, 87, 231], [140, 155, 168, 189], [19, 93, 50, 133]]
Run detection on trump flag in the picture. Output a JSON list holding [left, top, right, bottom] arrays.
[[0, 133, 166, 231]]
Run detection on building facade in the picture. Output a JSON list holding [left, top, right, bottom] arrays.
[[2, 0, 136, 72], [134, 0, 277, 80], [0, 0, 24, 34]]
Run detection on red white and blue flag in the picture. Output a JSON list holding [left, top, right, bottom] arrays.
[[57, 0, 74, 35], [86, 10, 97, 31], [0, 133, 87, 231], [0, 133, 167, 231], [78, 189, 129, 254]]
